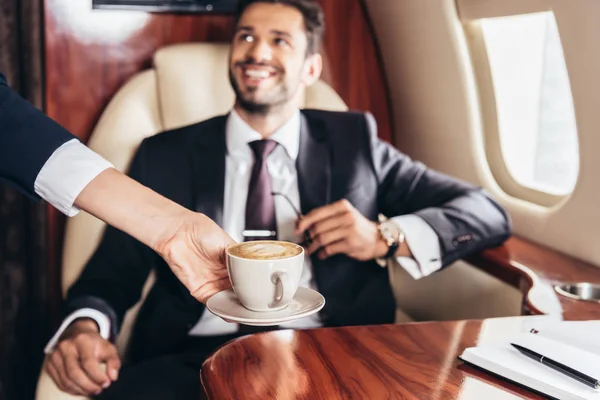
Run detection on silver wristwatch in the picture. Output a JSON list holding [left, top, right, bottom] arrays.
[[375, 219, 404, 267]]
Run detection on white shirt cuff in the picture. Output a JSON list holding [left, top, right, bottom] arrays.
[[389, 214, 443, 280], [43, 308, 111, 354], [34, 139, 114, 217]]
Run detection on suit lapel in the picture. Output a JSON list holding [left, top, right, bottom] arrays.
[[191, 117, 227, 227], [297, 112, 332, 299], [297, 113, 331, 215]]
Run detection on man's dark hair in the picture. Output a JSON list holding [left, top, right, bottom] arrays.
[[235, 0, 325, 55]]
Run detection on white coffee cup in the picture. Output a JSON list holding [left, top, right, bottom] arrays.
[[226, 240, 304, 312]]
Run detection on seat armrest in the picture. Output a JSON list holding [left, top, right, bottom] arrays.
[[35, 359, 90, 400]]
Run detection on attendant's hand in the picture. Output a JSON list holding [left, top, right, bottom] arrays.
[[46, 319, 120, 396], [155, 212, 235, 303], [74, 169, 235, 304], [295, 199, 387, 261]]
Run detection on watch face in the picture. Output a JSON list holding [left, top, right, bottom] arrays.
[[380, 221, 400, 243]]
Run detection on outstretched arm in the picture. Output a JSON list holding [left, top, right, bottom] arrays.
[[1, 72, 234, 302], [74, 167, 234, 302]]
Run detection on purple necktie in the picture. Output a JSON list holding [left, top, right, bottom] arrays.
[[245, 140, 278, 241], [239, 140, 280, 334]]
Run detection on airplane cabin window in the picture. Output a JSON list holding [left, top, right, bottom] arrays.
[[480, 12, 579, 196]]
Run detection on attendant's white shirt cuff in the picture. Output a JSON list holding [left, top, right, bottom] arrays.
[[389, 214, 442, 280], [34, 139, 114, 217], [44, 308, 111, 354]]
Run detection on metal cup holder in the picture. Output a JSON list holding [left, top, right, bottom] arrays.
[[554, 282, 600, 302]]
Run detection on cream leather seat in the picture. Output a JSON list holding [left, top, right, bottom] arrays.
[[35, 42, 348, 400]]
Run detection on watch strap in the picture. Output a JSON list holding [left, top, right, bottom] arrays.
[[385, 241, 400, 259]]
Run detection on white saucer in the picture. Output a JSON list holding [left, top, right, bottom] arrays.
[[206, 286, 325, 326]]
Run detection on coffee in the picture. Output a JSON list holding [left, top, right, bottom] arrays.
[[228, 240, 302, 260], [227, 240, 304, 311]]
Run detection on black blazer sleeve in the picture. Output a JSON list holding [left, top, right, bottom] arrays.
[[0, 72, 77, 198], [64, 140, 159, 338], [365, 112, 511, 267]]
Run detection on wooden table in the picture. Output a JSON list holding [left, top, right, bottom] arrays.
[[201, 236, 600, 399], [201, 316, 563, 399]]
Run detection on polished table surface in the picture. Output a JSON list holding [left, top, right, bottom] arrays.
[[201, 236, 600, 399], [201, 316, 573, 399]]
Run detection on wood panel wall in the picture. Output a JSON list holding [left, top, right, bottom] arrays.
[[43, 0, 393, 311]]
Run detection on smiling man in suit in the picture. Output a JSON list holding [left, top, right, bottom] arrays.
[[43, 0, 511, 398]]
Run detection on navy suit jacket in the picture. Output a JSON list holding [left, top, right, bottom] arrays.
[[64, 110, 511, 363], [0, 72, 75, 197]]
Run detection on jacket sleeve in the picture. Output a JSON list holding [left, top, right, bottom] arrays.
[[365, 112, 511, 267], [0, 72, 76, 197]]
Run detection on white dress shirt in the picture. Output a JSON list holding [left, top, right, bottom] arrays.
[[34, 139, 114, 216], [45, 109, 442, 351]]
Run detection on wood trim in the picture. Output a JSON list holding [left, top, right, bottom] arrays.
[[467, 236, 600, 320], [356, 0, 395, 145]]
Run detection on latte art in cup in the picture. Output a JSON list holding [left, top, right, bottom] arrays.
[[226, 240, 304, 311], [228, 240, 302, 260]]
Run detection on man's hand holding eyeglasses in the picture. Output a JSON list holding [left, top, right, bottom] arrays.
[[295, 199, 411, 261]]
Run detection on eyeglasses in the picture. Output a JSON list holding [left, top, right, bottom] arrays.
[[271, 191, 301, 217], [241, 192, 312, 245], [271, 191, 312, 246]]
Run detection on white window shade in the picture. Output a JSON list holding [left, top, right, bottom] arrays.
[[481, 12, 579, 196]]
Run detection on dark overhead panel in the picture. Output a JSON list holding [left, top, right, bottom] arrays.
[[92, 0, 238, 13]]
